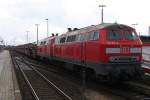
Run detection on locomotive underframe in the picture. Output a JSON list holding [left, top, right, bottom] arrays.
[[52, 56, 143, 81], [92, 62, 143, 81]]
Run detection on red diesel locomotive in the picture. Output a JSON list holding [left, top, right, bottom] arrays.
[[16, 23, 144, 81]]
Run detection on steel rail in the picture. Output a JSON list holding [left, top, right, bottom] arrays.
[[15, 59, 40, 100], [124, 81, 150, 97], [22, 58, 149, 100], [19, 57, 73, 100], [24, 60, 73, 100], [11, 51, 150, 100]]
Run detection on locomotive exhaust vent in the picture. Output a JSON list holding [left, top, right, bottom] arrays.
[[67, 28, 72, 32]]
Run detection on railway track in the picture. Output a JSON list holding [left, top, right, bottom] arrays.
[[11, 51, 150, 100], [125, 81, 150, 96], [86, 80, 150, 100], [22, 58, 150, 100], [113, 82, 150, 100], [11, 51, 84, 100], [13, 57, 73, 100]]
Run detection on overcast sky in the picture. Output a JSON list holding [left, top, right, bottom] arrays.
[[0, 0, 150, 45]]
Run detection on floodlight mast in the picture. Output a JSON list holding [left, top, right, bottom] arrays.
[[35, 24, 39, 44], [26, 31, 29, 43], [132, 23, 138, 29], [45, 19, 49, 37], [99, 5, 106, 24]]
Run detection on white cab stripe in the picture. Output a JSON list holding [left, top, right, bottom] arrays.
[[106, 48, 120, 53], [130, 48, 141, 53]]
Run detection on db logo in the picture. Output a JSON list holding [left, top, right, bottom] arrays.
[[121, 47, 129, 53]]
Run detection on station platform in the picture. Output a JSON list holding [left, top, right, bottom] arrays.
[[0, 50, 22, 100], [142, 46, 150, 73]]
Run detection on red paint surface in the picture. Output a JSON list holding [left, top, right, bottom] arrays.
[[37, 28, 142, 64]]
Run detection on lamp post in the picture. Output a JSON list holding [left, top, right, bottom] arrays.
[[13, 37, 16, 46], [35, 24, 39, 44], [132, 23, 140, 36], [132, 23, 138, 29], [45, 19, 49, 37], [26, 31, 29, 43], [99, 5, 106, 24]]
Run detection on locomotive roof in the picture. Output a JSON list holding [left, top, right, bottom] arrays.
[[39, 23, 133, 39], [38, 35, 56, 45], [39, 36, 55, 42], [63, 23, 133, 36]]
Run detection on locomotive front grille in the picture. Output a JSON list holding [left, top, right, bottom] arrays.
[[109, 56, 139, 62]]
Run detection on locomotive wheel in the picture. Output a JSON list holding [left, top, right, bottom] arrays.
[[44, 58, 50, 64], [96, 75, 111, 83], [97, 73, 119, 84], [133, 69, 144, 80], [85, 68, 96, 80]]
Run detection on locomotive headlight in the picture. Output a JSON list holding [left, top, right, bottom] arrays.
[[130, 48, 142, 53], [106, 48, 120, 53]]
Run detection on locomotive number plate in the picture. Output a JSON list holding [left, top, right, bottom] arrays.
[[121, 47, 130, 53]]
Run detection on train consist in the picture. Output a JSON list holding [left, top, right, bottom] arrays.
[[15, 23, 144, 82]]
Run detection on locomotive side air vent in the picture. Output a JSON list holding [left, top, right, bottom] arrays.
[[68, 28, 72, 32]]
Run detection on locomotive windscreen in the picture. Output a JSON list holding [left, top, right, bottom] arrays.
[[106, 30, 138, 40], [124, 31, 138, 40], [106, 31, 121, 40]]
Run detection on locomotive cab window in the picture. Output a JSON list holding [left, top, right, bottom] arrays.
[[71, 35, 76, 42], [124, 31, 138, 40], [93, 32, 99, 40], [66, 35, 78, 42], [77, 34, 81, 42], [89, 32, 94, 40], [66, 36, 71, 42], [80, 34, 85, 41], [89, 31, 99, 40], [60, 37, 66, 43], [106, 31, 121, 40]]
